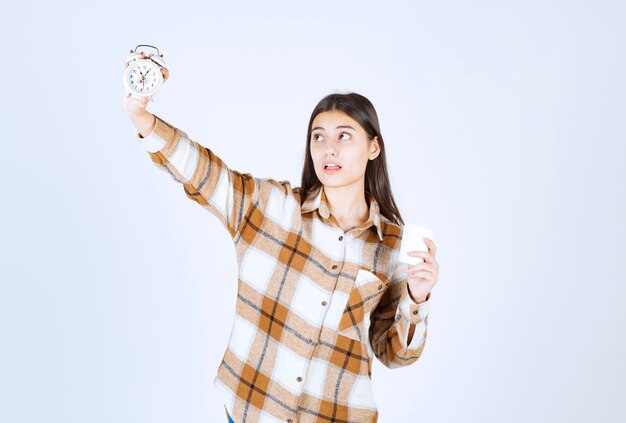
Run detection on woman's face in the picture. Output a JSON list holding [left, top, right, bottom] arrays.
[[310, 110, 380, 191]]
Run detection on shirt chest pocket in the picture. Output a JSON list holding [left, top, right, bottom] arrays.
[[337, 268, 389, 342]]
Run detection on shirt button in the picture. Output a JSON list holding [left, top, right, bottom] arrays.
[[332, 265, 338, 270], [378, 284, 383, 290], [307, 339, 313, 344], [338, 235, 343, 241], [413, 310, 419, 315], [321, 301, 327, 306], [297, 376, 303, 382], [287, 419, 293, 423]]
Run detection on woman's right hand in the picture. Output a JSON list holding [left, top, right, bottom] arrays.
[[122, 51, 169, 117]]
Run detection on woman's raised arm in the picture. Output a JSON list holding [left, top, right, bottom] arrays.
[[121, 53, 260, 240]]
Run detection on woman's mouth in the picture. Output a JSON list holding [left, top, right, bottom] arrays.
[[324, 164, 342, 174]]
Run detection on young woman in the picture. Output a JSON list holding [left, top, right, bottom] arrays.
[[123, 53, 440, 423]]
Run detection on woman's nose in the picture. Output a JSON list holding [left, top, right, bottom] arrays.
[[325, 140, 339, 156]]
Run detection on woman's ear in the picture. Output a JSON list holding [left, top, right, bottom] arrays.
[[369, 136, 381, 160]]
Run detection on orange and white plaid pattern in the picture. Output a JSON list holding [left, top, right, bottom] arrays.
[[135, 115, 431, 423]]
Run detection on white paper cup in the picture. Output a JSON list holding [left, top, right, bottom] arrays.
[[399, 224, 433, 265]]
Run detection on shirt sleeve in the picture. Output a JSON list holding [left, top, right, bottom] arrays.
[[368, 259, 430, 369], [135, 114, 260, 239]]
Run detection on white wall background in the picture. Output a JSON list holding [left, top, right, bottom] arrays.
[[1, 0, 624, 422]]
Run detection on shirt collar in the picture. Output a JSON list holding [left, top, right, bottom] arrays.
[[301, 185, 385, 241]]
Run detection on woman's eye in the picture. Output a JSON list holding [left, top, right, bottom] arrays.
[[339, 132, 351, 140], [313, 134, 324, 142]]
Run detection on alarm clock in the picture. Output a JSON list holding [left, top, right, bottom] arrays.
[[123, 44, 166, 101]]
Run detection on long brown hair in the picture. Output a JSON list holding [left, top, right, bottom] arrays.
[[299, 92, 404, 226]]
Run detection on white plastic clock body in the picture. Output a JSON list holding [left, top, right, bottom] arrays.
[[123, 45, 166, 100]]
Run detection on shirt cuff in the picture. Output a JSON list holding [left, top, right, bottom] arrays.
[[135, 114, 175, 153], [398, 283, 430, 325]]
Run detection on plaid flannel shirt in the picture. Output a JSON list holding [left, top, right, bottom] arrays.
[[134, 115, 430, 423]]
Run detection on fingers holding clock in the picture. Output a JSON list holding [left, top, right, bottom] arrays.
[[148, 53, 170, 81], [128, 51, 168, 81], [139, 52, 169, 82], [123, 50, 146, 69], [121, 50, 168, 110]]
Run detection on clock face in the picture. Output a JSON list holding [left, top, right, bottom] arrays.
[[126, 61, 162, 95]]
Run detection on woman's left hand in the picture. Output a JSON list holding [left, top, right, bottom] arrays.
[[405, 237, 439, 303]]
